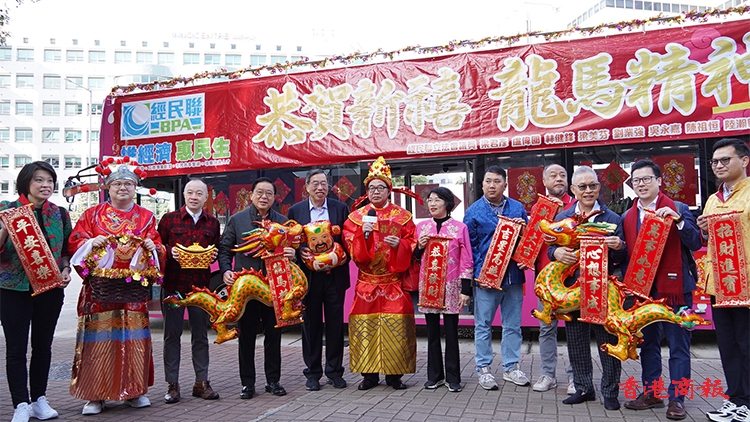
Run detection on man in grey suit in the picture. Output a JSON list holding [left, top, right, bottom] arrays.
[[287, 169, 351, 391], [218, 177, 296, 399]]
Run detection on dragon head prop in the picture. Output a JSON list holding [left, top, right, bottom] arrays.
[[538, 210, 617, 249], [232, 219, 304, 257]]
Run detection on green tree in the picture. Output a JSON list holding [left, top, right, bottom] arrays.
[[0, 1, 36, 45]]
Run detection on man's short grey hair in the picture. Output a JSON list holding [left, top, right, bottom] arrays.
[[571, 166, 599, 184], [542, 164, 566, 178]]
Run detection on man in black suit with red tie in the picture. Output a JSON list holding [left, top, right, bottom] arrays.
[[287, 169, 351, 391]]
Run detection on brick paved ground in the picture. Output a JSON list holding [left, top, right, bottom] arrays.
[[0, 279, 728, 421]]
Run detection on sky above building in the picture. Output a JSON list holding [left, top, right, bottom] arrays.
[[6, 0, 593, 52]]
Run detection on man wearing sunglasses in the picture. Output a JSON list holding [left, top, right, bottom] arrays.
[[547, 166, 627, 411], [620, 160, 701, 420]]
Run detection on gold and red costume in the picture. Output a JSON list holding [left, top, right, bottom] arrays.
[[68, 202, 165, 401], [343, 202, 417, 375]]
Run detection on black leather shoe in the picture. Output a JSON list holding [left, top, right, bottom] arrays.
[[563, 390, 596, 405], [265, 382, 287, 396], [329, 377, 347, 389], [305, 379, 321, 391], [358, 378, 378, 390], [386, 378, 407, 390], [240, 385, 254, 399], [604, 397, 621, 411]]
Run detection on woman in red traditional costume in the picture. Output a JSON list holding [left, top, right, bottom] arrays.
[[1, 162, 72, 422], [343, 156, 420, 390], [68, 157, 165, 416], [413, 187, 473, 393]]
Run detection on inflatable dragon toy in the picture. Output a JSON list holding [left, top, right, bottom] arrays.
[[532, 211, 616, 324], [163, 219, 309, 344], [601, 275, 709, 361]]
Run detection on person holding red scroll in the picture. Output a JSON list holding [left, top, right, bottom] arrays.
[[0, 161, 72, 422], [697, 138, 750, 422], [68, 158, 165, 416], [413, 187, 473, 393]]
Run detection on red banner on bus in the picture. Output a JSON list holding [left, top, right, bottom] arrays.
[[108, 20, 750, 177]]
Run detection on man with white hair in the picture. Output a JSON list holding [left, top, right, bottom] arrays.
[[547, 166, 627, 411]]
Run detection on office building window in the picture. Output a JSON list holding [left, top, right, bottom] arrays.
[[255, 44, 261, 50], [89, 130, 100, 143], [16, 74, 34, 88], [163, 42, 169, 48], [270, 55, 287, 64], [49, 38, 56, 44], [250, 55, 266, 66], [42, 155, 59, 168], [142, 41, 148, 47], [16, 101, 33, 115], [136, 52, 153, 63], [120, 40, 126, 47], [0, 181, 8, 194], [65, 77, 83, 89], [0, 157, 8, 168], [65, 130, 82, 143], [0, 47, 10, 61], [94, 40, 100, 46], [183, 53, 200, 65], [92, 104, 103, 115], [88, 77, 105, 90], [204, 53, 221, 65], [88, 157, 99, 165], [0, 101, 9, 115], [158, 52, 174, 64], [188, 42, 195, 48], [17, 48, 34, 61], [210, 43, 215, 49], [291, 56, 303, 62], [276, 45, 281, 51], [42, 129, 60, 143], [226, 54, 241, 65], [88, 50, 106, 63], [43, 75, 61, 89], [43, 102, 60, 116], [231, 44, 236, 50], [22, 38, 28, 44], [66, 50, 83, 62], [15, 128, 33, 142], [65, 102, 83, 116], [15, 156, 31, 168], [296, 46, 302, 52], [72, 39, 78, 45], [0, 129, 8, 142], [114, 51, 132, 63], [0, 74, 9, 87], [44, 49, 61, 61], [64, 156, 81, 169]]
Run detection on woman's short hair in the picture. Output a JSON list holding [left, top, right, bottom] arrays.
[[16, 161, 57, 197]]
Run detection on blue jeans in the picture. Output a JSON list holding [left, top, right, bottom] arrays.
[[474, 283, 524, 373]]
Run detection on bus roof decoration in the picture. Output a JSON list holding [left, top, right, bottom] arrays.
[[96, 156, 148, 186], [351, 156, 424, 211]]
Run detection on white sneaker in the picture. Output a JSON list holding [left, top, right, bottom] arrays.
[[30, 396, 58, 420], [732, 406, 749, 422], [707, 400, 738, 422], [532, 375, 557, 392], [478, 367, 498, 390], [567, 380, 576, 395], [12, 403, 32, 422], [502, 364, 530, 386], [125, 396, 151, 408], [81, 401, 103, 416]]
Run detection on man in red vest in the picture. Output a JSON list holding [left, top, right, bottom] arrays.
[[621, 160, 701, 420]]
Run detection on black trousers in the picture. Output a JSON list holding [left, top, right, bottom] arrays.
[[425, 313, 461, 384], [238, 300, 282, 386], [566, 318, 622, 399], [301, 273, 346, 381], [160, 289, 210, 384], [712, 304, 750, 407], [0, 287, 63, 407]]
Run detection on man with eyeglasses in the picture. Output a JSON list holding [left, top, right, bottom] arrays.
[[620, 160, 701, 420], [697, 138, 750, 422], [342, 156, 417, 391], [463, 165, 530, 391], [548, 166, 627, 411], [287, 169, 350, 391], [218, 177, 296, 399]]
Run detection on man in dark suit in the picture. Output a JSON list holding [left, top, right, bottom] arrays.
[[218, 177, 296, 399], [287, 169, 351, 391]]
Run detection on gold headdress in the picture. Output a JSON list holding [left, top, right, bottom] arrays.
[[352, 156, 423, 210]]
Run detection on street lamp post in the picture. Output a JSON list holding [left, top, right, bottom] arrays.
[[63, 77, 95, 172]]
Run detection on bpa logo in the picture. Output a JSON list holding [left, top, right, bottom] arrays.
[[121, 93, 205, 140]]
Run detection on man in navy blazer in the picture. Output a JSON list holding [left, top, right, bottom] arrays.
[[287, 169, 351, 391]]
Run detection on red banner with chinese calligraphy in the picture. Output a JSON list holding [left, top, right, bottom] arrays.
[[579, 236, 609, 325], [508, 167, 544, 213], [707, 211, 750, 308], [106, 21, 750, 177], [621, 210, 672, 299], [262, 253, 305, 328], [512, 195, 560, 269], [477, 216, 523, 290], [0, 204, 64, 295], [418, 236, 451, 309], [652, 154, 698, 206]]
